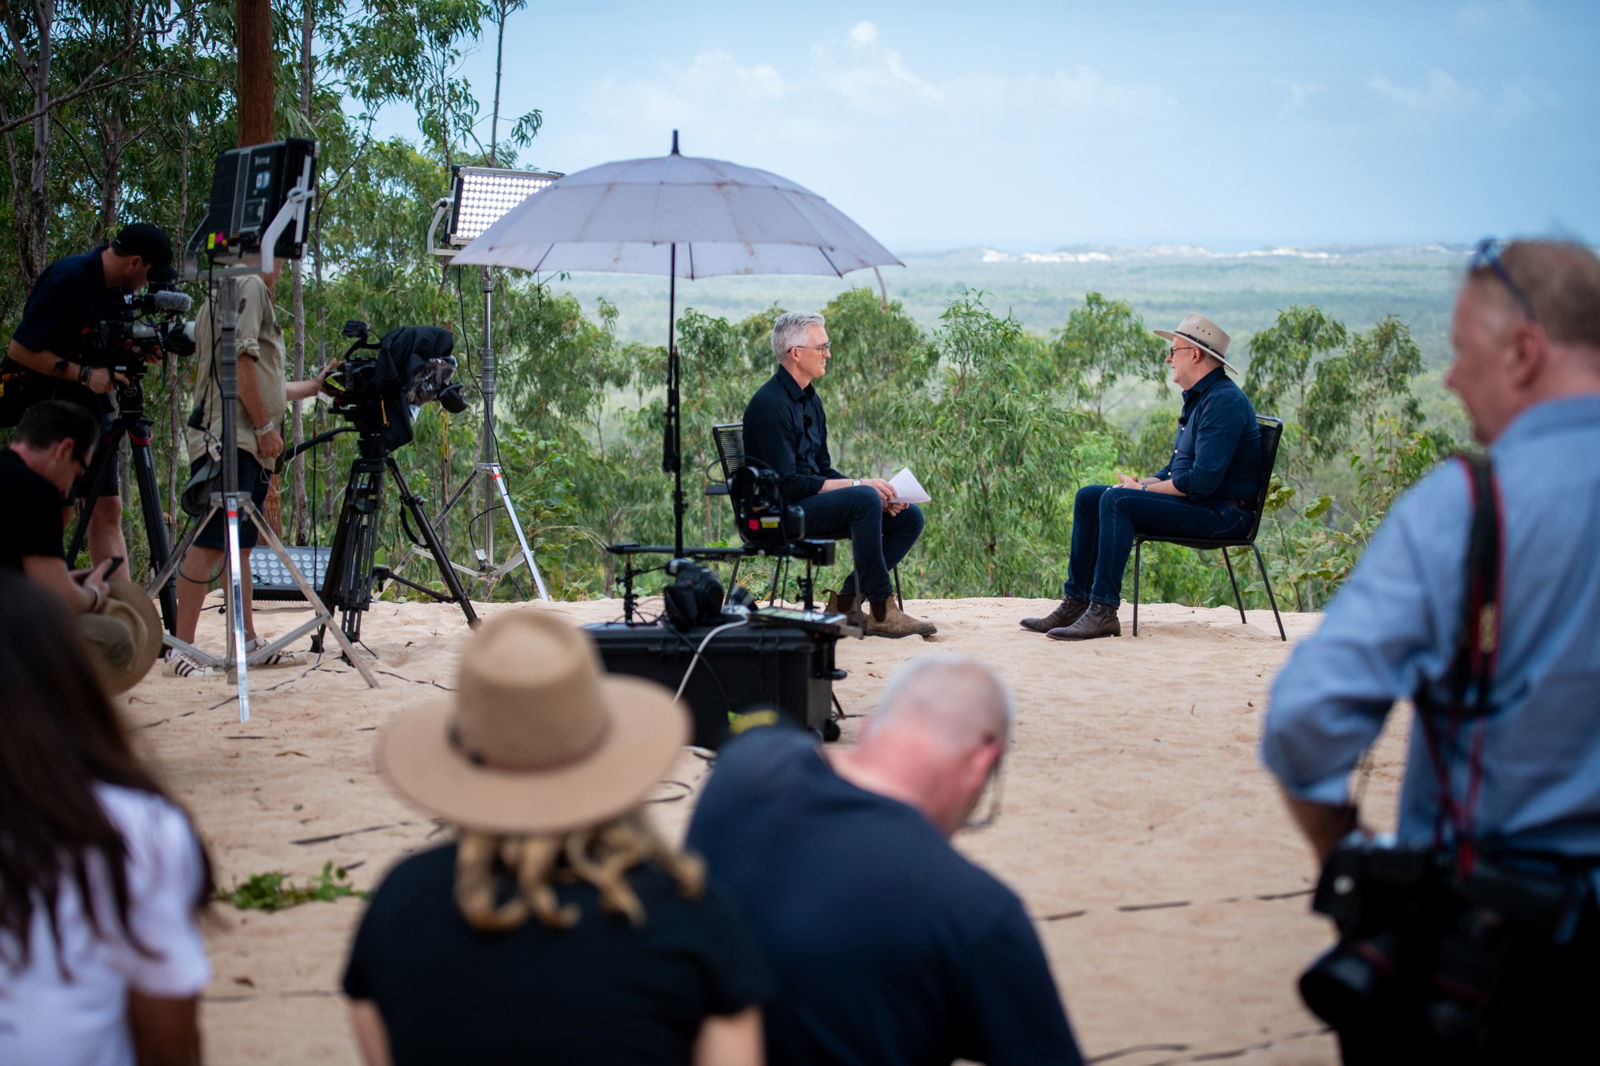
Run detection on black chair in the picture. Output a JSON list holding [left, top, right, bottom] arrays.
[[1130, 415, 1286, 641], [709, 422, 901, 608]]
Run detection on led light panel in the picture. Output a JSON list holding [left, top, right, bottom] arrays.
[[448, 166, 562, 245]]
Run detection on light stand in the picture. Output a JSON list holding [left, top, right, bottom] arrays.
[[414, 165, 560, 599], [156, 143, 377, 720]]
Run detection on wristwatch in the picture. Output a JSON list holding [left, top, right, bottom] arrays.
[[852, 479, 861, 487], [77, 364, 92, 385], [256, 420, 277, 435]]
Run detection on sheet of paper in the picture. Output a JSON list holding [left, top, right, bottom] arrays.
[[889, 467, 931, 504]]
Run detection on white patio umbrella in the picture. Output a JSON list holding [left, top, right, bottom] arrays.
[[452, 132, 903, 555]]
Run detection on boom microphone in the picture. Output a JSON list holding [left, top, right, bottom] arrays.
[[152, 289, 193, 313]]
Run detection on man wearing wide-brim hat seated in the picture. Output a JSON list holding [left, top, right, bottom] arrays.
[[1021, 312, 1263, 640], [0, 400, 163, 692]]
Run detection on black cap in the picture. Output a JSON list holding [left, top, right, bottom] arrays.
[[111, 222, 176, 283]]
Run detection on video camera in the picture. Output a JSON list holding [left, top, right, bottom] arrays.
[[728, 462, 834, 565], [92, 286, 196, 379], [324, 320, 468, 455]]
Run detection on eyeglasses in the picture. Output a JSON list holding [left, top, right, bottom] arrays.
[[792, 343, 831, 353], [1470, 239, 1538, 322], [1168, 346, 1200, 357]]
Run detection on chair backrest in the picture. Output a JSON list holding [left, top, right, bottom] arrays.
[[1241, 415, 1284, 542], [712, 423, 746, 481]]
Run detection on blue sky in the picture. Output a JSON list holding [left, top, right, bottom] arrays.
[[373, 0, 1599, 252]]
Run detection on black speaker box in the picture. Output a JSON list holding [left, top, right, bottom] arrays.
[[585, 621, 835, 749]]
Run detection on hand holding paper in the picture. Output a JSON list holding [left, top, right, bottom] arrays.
[[889, 467, 931, 504]]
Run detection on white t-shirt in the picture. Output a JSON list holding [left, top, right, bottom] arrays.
[[0, 783, 211, 1066]]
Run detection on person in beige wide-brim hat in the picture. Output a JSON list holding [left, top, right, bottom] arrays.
[[344, 611, 769, 1066], [1019, 310, 1264, 641]]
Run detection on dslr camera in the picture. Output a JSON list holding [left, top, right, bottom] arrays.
[[1300, 833, 1584, 1047]]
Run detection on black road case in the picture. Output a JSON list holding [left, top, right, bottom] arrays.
[[585, 621, 836, 748]]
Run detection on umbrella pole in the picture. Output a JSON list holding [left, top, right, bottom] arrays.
[[665, 243, 685, 557]]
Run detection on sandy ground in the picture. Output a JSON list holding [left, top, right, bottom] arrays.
[[118, 591, 1409, 1065]]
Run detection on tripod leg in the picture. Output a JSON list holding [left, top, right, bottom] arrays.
[[316, 458, 382, 650], [128, 435, 177, 634], [388, 459, 478, 628], [66, 427, 123, 564], [487, 463, 550, 600]]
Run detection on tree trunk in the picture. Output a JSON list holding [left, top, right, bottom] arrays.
[[289, 0, 313, 544], [236, 0, 274, 147]]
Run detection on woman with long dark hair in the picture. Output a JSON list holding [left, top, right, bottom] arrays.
[[0, 572, 213, 1065], [343, 611, 769, 1066]]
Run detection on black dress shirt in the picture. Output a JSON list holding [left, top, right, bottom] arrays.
[[742, 369, 844, 502]]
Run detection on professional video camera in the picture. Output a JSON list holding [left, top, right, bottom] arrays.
[[727, 461, 834, 565], [92, 286, 196, 380], [323, 320, 468, 455]]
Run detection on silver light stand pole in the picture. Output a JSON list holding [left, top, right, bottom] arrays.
[[401, 196, 550, 600], [154, 171, 378, 719]]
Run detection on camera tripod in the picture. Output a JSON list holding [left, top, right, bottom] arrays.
[[68, 375, 177, 633], [313, 429, 478, 649]]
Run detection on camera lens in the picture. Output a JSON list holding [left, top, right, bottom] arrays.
[[437, 382, 469, 414], [1299, 934, 1399, 1028]]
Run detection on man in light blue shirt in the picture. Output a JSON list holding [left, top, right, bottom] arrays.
[[1262, 240, 1600, 1064]]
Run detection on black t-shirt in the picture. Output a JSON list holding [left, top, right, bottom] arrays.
[[687, 727, 1084, 1066], [343, 842, 770, 1066], [4, 246, 125, 413], [0, 450, 66, 571]]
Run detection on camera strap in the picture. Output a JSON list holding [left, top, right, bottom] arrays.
[[1416, 453, 1503, 877]]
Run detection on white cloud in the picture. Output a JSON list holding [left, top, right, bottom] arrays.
[[1455, 0, 1537, 33], [1494, 77, 1559, 119], [1368, 69, 1477, 113], [1275, 79, 1325, 119], [849, 20, 877, 46]]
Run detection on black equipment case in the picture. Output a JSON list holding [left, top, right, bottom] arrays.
[[585, 621, 836, 749]]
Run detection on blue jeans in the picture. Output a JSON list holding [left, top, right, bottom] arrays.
[[793, 487, 923, 605], [1064, 485, 1250, 607]]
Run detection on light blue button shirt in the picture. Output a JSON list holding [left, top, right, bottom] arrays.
[[1263, 394, 1600, 863]]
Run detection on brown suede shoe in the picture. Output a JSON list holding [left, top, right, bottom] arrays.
[[1020, 596, 1089, 633], [865, 600, 937, 638], [1047, 602, 1121, 640], [824, 590, 864, 626]]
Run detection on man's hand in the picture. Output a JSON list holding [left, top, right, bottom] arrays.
[[862, 478, 894, 505], [84, 366, 129, 395], [72, 557, 116, 612], [255, 425, 285, 459], [1115, 473, 1144, 489]]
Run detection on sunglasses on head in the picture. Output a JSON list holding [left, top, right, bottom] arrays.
[[1470, 239, 1537, 322]]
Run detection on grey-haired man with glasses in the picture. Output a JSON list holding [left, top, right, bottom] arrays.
[[742, 310, 936, 638], [1263, 240, 1600, 1064]]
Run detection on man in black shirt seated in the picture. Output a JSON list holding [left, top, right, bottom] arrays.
[[742, 310, 935, 638], [688, 655, 1085, 1066]]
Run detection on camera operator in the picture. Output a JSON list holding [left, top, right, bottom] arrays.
[[2, 223, 178, 579], [0, 401, 162, 691], [168, 263, 332, 677], [1261, 240, 1600, 1064]]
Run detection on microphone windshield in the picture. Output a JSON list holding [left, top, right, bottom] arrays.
[[152, 289, 193, 313]]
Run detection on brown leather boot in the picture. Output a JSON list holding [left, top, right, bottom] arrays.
[[865, 599, 937, 638], [1047, 601, 1121, 640], [1020, 596, 1089, 633], [824, 589, 856, 615]]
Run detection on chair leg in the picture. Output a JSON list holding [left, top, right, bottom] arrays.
[[730, 554, 742, 589], [892, 565, 904, 610], [1132, 540, 1142, 637], [1250, 544, 1287, 642], [767, 558, 785, 607], [1220, 547, 1246, 624]]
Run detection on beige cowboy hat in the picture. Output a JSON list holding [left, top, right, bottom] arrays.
[[380, 610, 687, 835], [91, 578, 164, 694], [1154, 312, 1239, 374]]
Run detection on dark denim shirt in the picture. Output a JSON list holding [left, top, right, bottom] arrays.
[[1153, 367, 1261, 501], [742, 369, 844, 502]]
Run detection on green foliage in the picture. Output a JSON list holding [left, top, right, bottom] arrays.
[[219, 861, 367, 912]]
